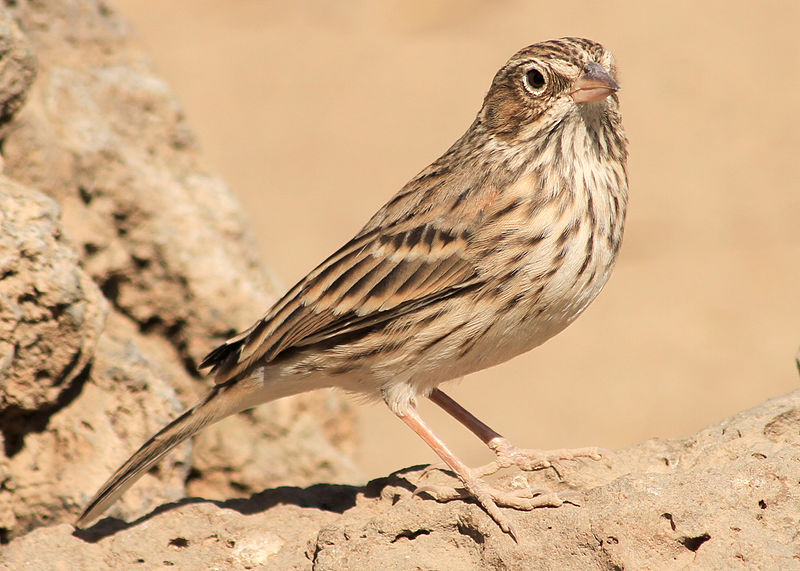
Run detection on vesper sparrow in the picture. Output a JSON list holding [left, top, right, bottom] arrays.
[[77, 37, 627, 540]]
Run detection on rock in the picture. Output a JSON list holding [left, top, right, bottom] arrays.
[[307, 390, 800, 569], [0, 0, 359, 542], [0, 179, 106, 419], [0, 310, 188, 539], [0, 9, 35, 128], [188, 391, 360, 502], [3, 390, 798, 568], [3, 0, 278, 365]]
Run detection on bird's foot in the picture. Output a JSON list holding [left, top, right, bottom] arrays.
[[473, 438, 609, 478], [415, 471, 581, 541]]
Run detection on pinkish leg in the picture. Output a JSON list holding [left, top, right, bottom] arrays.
[[428, 388, 605, 477], [397, 401, 572, 542]]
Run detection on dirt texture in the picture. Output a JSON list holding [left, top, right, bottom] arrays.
[[3, 391, 799, 569], [0, 0, 358, 543]]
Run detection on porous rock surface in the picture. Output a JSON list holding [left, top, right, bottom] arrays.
[[3, 391, 799, 569]]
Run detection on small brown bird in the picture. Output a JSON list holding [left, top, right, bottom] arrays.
[[77, 37, 627, 540]]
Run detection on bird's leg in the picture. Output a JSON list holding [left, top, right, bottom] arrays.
[[428, 388, 604, 478], [397, 403, 572, 541]]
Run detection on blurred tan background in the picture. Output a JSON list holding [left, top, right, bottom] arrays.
[[113, 0, 800, 478]]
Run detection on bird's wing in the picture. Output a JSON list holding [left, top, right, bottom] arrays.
[[200, 217, 482, 383]]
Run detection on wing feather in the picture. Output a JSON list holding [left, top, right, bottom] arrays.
[[200, 220, 481, 383]]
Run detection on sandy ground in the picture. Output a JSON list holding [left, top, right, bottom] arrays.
[[112, 0, 800, 478]]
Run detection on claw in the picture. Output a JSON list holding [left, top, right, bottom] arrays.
[[506, 524, 519, 543], [558, 490, 583, 506], [419, 462, 450, 480], [413, 484, 468, 501]]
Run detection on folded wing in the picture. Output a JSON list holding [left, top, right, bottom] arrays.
[[200, 219, 482, 383]]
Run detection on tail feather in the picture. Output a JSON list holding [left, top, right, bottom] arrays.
[[76, 384, 234, 528]]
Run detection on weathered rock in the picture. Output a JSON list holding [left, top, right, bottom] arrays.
[[3, 391, 798, 569], [188, 391, 360, 502], [0, 179, 106, 420], [0, 310, 188, 540], [3, 0, 278, 365], [0, 8, 35, 129], [0, 0, 359, 542]]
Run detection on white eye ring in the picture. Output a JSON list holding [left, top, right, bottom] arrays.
[[523, 66, 547, 94]]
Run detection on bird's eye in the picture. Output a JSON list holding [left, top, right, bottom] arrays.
[[523, 67, 547, 93]]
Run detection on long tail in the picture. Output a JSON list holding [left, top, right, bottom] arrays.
[[76, 378, 266, 528]]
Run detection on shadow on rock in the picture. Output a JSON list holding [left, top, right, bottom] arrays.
[[72, 465, 426, 543]]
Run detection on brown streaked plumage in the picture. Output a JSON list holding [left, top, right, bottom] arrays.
[[77, 37, 628, 540]]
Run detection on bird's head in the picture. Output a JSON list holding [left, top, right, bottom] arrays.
[[479, 38, 621, 142]]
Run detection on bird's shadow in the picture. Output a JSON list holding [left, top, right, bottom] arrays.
[[72, 466, 426, 543]]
